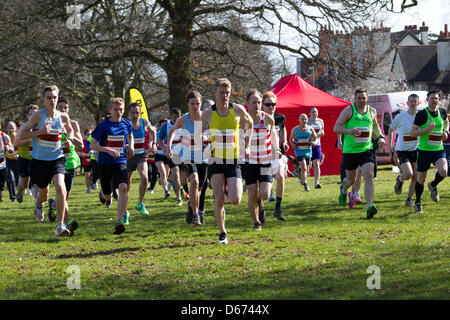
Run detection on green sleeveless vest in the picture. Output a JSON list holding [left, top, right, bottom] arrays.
[[418, 108, 444, 151], [62, 133, 81, 169], [343, 104, 373, 154]]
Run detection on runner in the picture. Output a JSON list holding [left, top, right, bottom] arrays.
[[289, 114, 318, 192], [410, 90, 448, 213], [5, 121, 19, 202], [145, 128, 158, 195], [90, 97, 134, 234], [126, 102, 157, 219], [0, 129, 15, 202], [308, 108, 325, 189], [240, 89, 279, 231], [262, 91, 287, 221], [82, 128, 92, 193], [46, 97, 83, 235], [167, 90, 208, 226], [201, 78, 253, 244], [333, 88, 385, 219], [388, 94, 420, 206], [15, 85, 75, 236], [158, 109, 186, 206], [13, 105, 39, 203]]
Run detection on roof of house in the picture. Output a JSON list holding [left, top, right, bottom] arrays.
[[396, 45, 438, 81], [391, 30, 423, 45]]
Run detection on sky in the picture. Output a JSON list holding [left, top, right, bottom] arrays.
[[380, 0, 449, 34]]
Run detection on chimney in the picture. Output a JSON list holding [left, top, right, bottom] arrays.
[[420, 21, 429, 45], [437, 24, 450, 71]]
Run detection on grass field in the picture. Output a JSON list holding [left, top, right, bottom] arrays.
[[0, 166, 448, 300]]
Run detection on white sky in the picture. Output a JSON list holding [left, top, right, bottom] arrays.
[[379, 0, 450, 34]]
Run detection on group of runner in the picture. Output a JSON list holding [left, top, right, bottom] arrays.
[[0, 81, 448, 243]]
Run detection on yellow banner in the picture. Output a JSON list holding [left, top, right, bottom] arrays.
[[129, 87, 149, 120]]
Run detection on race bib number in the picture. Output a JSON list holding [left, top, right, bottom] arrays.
[[39, 129, 62, 148], [402, 133, 418, 147], [354, 127, 370, 143], [0, 152, 5, 169], [134, 137, 146, 154], [428, 131, 442, 146], [106, 135, 124, 154]]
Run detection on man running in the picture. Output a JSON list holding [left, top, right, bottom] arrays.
[[46, 97, 83, 235], [201, 78, 253, 244], [90, 97, 134, 234], [290, 114, 318, 192], [334, 88, 385, 219], [240, 89, 279, 231], [15, 85, 75, 236], [308, 107, 325, 189], [82, 128, 92, 193], [262, 91, 287, 221], [388, 94, 420, 206], [410, 90, 448, 213], [127, 102, 157, 218], [14, 105, 39, 203], [167, 90, 208, 226], [0, 130, 15, 202], [5, 121, 19, 202]]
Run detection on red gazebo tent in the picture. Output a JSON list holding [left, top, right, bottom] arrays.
[[269, 74, 350, 176]]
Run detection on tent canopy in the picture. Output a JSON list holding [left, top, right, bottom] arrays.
[[268, 74, 351, 176]]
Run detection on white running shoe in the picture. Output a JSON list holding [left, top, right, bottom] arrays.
[[34, 201, 45, 222], [55, 223, 70, 237]]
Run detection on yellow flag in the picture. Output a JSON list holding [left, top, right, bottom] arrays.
[[129, 87, 149, 120]]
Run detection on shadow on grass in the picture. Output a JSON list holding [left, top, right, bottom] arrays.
[[55, 247, 142, 259]]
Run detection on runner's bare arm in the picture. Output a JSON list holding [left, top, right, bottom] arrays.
[[15, 111, 44, 141], [310, 127, 318, 146], [333, 106, 354, 135], [166, 116, 185, 158], [371, 108, 385, 149], [289, 127, 297, 150], [71, 120, 84, 150], [201, 108, 212, 131]]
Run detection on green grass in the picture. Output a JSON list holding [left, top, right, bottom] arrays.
[[0, 166, 448, 299]]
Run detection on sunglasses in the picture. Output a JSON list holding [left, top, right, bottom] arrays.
[[264, 103, 276, 107]]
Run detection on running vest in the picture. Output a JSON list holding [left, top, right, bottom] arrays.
[[209, 103, 239, 160], [32, 109, 64, 161], [180, 113, 205, 164], [418, 108, 444, 151], [293, 126, 312, 158], [6, 134, 19, 159], [18, 143, 33, 160], [343, 104, 373, 154], [246, 112, 272, 164], [61, 133, 81, 169], [0, 149, 5, 170], [307, 118, 324, 145], [132, 118, 146, 155]]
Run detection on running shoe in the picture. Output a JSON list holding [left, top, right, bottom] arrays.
[[99, 191, 106, 205], [267, 192, 276, 202], [304, 184, 310, 192], [16, 191, 23, 203], [186, 201, 193, 224], [55, 223, 70, 237], [34, 201, 44, 222], [218, 232, 228, 244], [198, 210, 204, 224], [165, 190, 171, 198], [405, 197, 413, 206], [176, 199, 183, 207], [427, 182, 440, 202], [66, 219, 78, 237], [353, 192, 362, 203], [86, 188, 91, 194], [135, 202, 149, 216], [105, 199, 112, 209], [91, 182, 98, 190], [348, 192, 355, 209], [48, 198, 56, 222], [414, 202, 423, 214], [339, 185, 347, 206], [122, 211, 130, 225], [113, 221, 125, 235], [258, 204, 266, 226], [394, 176, 403, 195], [253, 222, 262, 232], [273, 207, 286, 221], [148, 189, 154, 195], [191, 214, 201, 227], [366, 205, 377, 219], [315, 183, 322, 189], [184, 191, 190, 200]]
